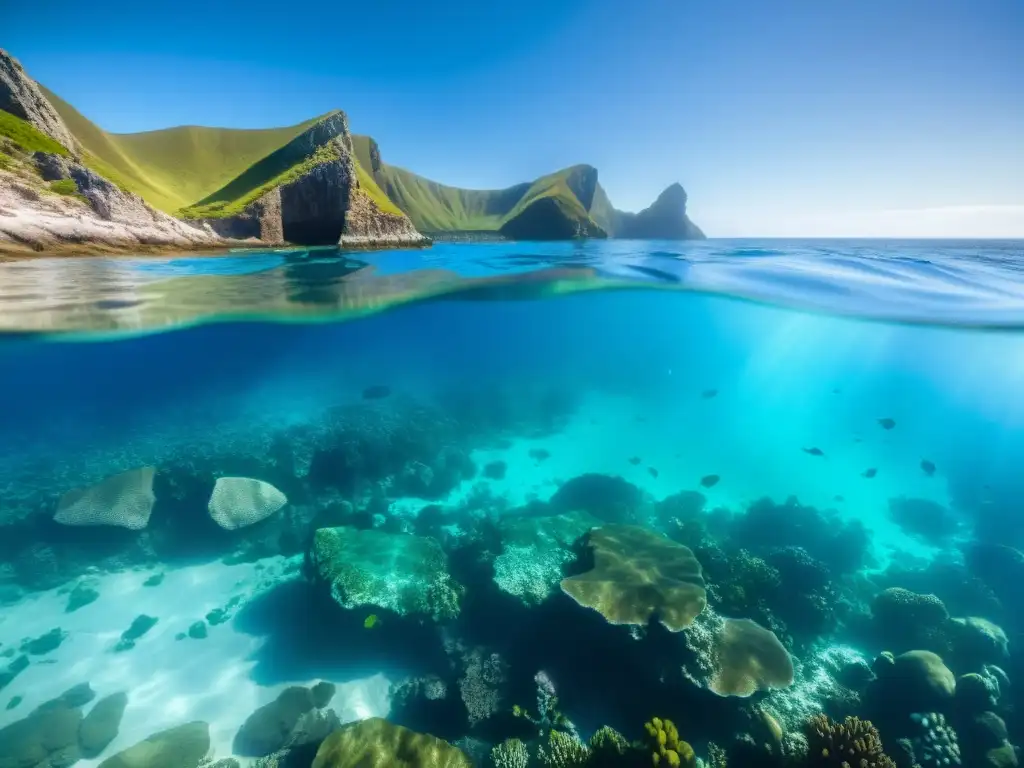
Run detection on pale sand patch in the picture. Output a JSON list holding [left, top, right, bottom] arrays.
[[0, 556, 390, 765]]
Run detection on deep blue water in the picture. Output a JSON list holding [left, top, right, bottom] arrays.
[[1, 238, 1024, 766]]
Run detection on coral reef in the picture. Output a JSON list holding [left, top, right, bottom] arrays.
[[560, 525, 707, 632], [805, 714, 896, 768], [643, 717, 696, 767], [310, 526, 463, 621], [311, 718, 473, 768]]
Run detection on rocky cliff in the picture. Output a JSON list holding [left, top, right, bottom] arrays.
[[615, 182, 705, 239], [198, 113, 428, 248], [0, 51, 76, 152], [0, 49, 428, 255]]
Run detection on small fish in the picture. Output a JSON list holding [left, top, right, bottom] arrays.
[[648, 467, 659, 479], [862, 468, 877, 478], [628, 456, 642, 466], [832, 388, 842, 395], [362, 385, 391, 400], [803, 447, 825, 457], [700, 474, 720, 488], [854, 438, 863, 443], [878, 418, 896, 430], [921, 459, 936, 477], [363, 614, 379, 629], [701, 389, 718, 399], [529, 448, 551, 462], [834, 495, 845, 502]]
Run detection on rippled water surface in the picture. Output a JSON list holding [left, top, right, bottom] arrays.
[[1, 238, 1022, 335]]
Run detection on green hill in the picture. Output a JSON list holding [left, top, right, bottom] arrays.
[[40, 85, 327, 214], [352, 135, 605, 238]]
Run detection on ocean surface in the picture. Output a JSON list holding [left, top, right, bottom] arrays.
[[1, 238, 1023, 768]]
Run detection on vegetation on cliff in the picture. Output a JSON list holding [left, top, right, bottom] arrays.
[[29, 80, 700, 241], [0, 109, 69, 156], [39, 85, 327, 214]]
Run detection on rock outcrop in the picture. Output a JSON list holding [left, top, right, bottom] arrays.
[[0, 50, 76, 152], [0, 48, 428, 255], [203, 112, 428, 248], [615, 183, 705, 239], [0, 155, 230, 255]]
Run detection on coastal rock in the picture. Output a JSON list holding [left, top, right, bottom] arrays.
[[615, 183, 705, 239], [0, 50, 77, 151], [203, 112, 428, 248]]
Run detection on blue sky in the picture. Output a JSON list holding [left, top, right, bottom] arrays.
[[5, 0, 1023, 236]]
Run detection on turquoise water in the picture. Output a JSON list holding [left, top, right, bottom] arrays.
[[0, 239, 1022, 767]]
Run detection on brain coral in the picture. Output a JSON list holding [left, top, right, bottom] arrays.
[[709, 617, 795, 697], [207, 477, 287, 530], [311, 717, 472, 768], [54, 467, 156, 530], [311, 526, 463, 621], [560, 524, 707, 632]]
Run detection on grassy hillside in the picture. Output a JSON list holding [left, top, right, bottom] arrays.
[[0, 109, 69, 156], [353, 135, 602, 236], [40, 85, 326, 214]]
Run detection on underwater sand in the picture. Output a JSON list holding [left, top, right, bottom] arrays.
[[0, 557, 390, 764]]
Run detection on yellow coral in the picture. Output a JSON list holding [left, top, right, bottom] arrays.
[[643, 718, 695, 768]]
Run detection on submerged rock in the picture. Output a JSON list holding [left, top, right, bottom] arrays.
[[114, 614, 158, 652], [21, 627, 67, 655], [79, 692, 129, 758], [233, 686, 339, 758], [98, 721, 210, 768], [65, 581, 100, 613], [0, 690, 83, 768]]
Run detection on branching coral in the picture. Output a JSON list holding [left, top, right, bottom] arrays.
[[537, 729, 590, 768], [490, 738, 529, 768], [804, 714, 896, 768]]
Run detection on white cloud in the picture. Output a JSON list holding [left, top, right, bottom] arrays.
[[695, 204, 1024, 239]]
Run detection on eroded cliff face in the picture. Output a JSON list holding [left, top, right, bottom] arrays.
[[0, 47, 428, 255], [0, 154, 229, 255], [0, 50, 77, 152], [209, 125, 428, 248]]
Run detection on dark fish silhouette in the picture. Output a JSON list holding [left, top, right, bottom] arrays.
[[362, 385, 391, 400], [878, 418, 896, 430], [921, 459, 936, 477], [529, 448, 551, 462], [863, 468, 877, 478], [648, 467, 659, 479], [700, 474, 720, 488], [628, 456, 642, 465], [803, 447, 825, 457], [702, 389, 718, 399]]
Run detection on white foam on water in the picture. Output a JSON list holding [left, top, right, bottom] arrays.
[[0, 556, 391, 765]]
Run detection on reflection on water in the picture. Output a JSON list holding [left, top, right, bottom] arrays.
[[1, 238, 1023, 336], [0, 239, 1022, 767]]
